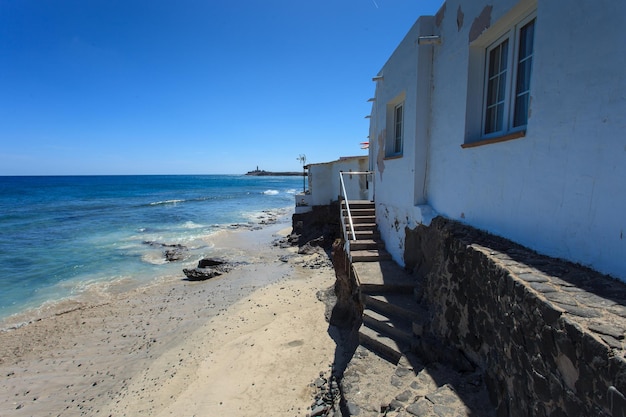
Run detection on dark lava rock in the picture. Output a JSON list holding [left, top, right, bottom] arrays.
[[197, 258, 227, 268], [143, 241, 188, 262], [165, 248, 185, 262], [182, 268, 222, 281], [183, 258, 236, 281]]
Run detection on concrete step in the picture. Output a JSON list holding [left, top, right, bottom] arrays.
[[346, 222, 377, 231], [361, 293, 423, 322], [349, 239, 384, 251], [343, 208, 375, 217], [352, 260, 416, 288], [358, 325, 407, 365], [348, 230, 380, 239], [362, 309, 415, 346], [345, 215, 376, 224], [341, 200, 374, 210], [351, 249, 393, 262]]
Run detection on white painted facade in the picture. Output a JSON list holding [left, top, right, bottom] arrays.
[[295, 156, 369, 213], [368, 0, 626, 280]]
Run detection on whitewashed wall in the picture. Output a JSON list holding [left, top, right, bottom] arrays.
[[305, 156, 369, 206], [370, 16, 438, 265], [370, 0, 626, 280]]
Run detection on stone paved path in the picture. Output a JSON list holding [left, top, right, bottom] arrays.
[[340, 347, 495, 417]]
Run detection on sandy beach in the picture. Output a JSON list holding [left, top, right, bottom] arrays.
[[0, 219, 337, 417]]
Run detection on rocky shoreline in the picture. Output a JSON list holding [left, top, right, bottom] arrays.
[[0, 213, 339, 417]]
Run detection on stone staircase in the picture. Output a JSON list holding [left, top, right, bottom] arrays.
[[338, 200, 496, 416], [341, 200, 421, 364], [341, 200, 391, 263], [355, 261, 423, 364]]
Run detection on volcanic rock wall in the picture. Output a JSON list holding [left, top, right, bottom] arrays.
[[406, 217, 626, 417]]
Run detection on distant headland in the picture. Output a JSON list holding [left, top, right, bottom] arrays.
[[245, 167, 304, 176]]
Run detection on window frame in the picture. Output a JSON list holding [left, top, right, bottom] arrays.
[[480, 12, 536, 140], [393, 102, 404, 155], [385, 96, 405, 158]]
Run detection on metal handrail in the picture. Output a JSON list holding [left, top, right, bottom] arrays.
[[339, 173, 357, 241], [339, 171, 373, 243]]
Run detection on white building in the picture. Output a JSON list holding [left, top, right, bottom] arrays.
[[368, 0, 626, 280], [295, 156, 369, 213]]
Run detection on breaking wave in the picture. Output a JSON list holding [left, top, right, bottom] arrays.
[[147, 197, 212, 206], [149, 199, 185, 206]]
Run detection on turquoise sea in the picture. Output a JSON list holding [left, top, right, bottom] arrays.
[[0, 175, 301, 321]]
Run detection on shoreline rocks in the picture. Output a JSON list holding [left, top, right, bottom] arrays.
[[182, 258, 233, 281], [143, 241, 188, 262]]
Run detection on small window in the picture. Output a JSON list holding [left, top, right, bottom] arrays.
[[482, 16, 535, 137], [385, 94, 405, 157], [393, 103, 404, 154]]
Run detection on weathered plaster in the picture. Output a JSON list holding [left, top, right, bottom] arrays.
[[376, 131, 385, 180], [468, 5, 492, 43], [456, 5, 464, 31]]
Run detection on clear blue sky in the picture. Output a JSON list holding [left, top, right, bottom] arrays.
[[0, 0, 442, 175]]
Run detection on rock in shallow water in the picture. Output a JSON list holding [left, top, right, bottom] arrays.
[[143, 241, 188, 262]]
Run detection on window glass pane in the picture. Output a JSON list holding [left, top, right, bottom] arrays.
[[497, 74, 507, 102], [518, 20, 535, 60], [488, 46, 498, 75], [394, 104, 403, 154], [495, 103, 504, 131], [513, 18, 535, 127], [484, 39, 508, 135], [488, 40, 508, 77], [499, 40, 509, 72], [513, 93, 529, 126], [485, 103, 505, 134], [487, 77, 498, 105], [485, 108, 496, 133], [516, 58, 532, 93]]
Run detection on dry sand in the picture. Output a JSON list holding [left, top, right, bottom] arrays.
[[0, 220, 337, 417]]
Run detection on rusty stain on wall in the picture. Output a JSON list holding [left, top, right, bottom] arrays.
[[469, 5, 493, 43], [435, 2, 446, 28], [376, 131, 386, 180], [457, 5, 464, 31]]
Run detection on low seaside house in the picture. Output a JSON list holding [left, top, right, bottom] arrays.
[[367, 0, 626, 281], [295, 156, 368, 214]]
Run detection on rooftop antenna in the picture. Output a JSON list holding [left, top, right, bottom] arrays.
[[297, 154, 306, 193]]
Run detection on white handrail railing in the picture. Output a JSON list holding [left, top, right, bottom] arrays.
[[339, 173, 357, 241], [339, 171, 374, 243]]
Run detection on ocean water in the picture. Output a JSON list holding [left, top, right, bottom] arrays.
[[0, 175, 301, 321]]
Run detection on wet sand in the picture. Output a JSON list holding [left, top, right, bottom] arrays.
[[0, 220, 336, 416]]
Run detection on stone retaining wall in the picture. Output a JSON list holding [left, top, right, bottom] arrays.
[[405, 217, 626, 417]]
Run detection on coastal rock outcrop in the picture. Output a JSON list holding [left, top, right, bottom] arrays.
[[143, 241, 188, 262], [291, 203, 340, 250], [183, 258, 232, 281]]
